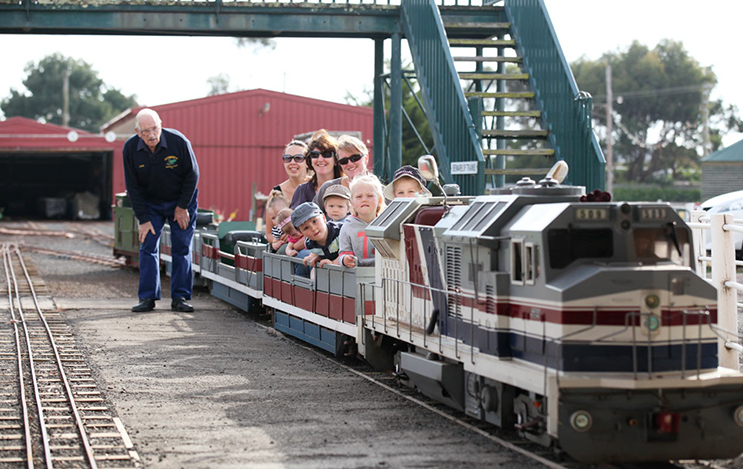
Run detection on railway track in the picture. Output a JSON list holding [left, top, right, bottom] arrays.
[[0, 243, 139, 468], [0, 222, 124, 268]]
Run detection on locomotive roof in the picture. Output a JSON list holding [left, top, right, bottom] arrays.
[[367, 195, 471, 241], [442, 193, 581, 240]]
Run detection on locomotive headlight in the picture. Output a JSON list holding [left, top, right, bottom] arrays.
[[570, 410, 592, 432], [734, 406, 743, 427], [645, 294, 660, 309]]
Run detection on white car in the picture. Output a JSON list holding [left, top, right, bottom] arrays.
[[701, 190, 743, 258]]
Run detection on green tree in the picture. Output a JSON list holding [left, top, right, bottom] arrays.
[[235, 37, 276, 50], [571, 40, 741, 185], [207, 73, 233, 96], [2, 53, 137, 132]]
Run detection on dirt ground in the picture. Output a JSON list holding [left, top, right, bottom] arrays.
[[1, 220, 550, 469]]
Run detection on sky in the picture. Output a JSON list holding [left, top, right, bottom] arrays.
[[0, 0, 741, 144]]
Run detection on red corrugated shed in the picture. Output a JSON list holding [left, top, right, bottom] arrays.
[[103, 89, 374, 221], [0, 116, 117, 151]]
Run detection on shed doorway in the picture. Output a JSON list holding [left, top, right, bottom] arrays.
[[0, 150, 113, 220]]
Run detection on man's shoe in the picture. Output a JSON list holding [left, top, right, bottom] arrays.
[[171, 298, 194, 312], [132, 299, 156, 313]]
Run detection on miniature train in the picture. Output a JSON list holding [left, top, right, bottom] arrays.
[[113, 160, 743, 463]]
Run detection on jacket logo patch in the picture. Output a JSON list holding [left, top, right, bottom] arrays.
[[164, 155, 178, 169]]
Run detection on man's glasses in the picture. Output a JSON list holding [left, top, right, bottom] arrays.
[[282, 154, 306, 163], [139, 126, 160, 135], [309, 150, 336, 160], [338, 153, 364, 165]]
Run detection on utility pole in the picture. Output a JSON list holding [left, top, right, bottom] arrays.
[[701, 81, 711, 156], [62, 68, 71, 127], [605, 63, 614, 194]]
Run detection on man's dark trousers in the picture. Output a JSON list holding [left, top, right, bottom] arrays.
[[138, 193, 198, 301]]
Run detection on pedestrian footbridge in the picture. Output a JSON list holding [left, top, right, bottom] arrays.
[[0, 0, 605, 194]]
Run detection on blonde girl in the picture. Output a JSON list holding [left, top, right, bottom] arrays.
[[338, 174, 385, 268]]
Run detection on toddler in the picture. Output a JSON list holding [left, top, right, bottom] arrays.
[[383, 165, 432, 200], [339, 175, 386, 268], [265, 190, 290, 252], [275, 208, 305, 257], [322, 184, 351, 222]]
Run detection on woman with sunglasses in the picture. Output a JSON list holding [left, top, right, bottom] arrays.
[[290, 129, 344, 208], [265, 140, 310, 249], [312, 134, 370, 207]]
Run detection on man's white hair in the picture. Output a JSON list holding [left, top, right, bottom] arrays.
[[134, 108, 162, 130]]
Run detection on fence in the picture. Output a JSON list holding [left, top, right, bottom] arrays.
[[689, 211, 743, 370]]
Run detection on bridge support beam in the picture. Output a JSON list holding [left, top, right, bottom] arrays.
[[373, 38, 386, 181], [389, 32, 402, 178]]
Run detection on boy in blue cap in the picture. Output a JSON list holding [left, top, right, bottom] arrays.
[[291, 201, 343, 271]]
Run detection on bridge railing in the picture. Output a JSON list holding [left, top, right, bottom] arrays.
[[689, 211, 743, 370], [0, 0, 495, 6], [504, 0, 605, 190]]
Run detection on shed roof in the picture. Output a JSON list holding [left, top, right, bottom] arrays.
[[701, 138, 743, 163], [0, 116, 116, 151], [100, 88, 373, 133]]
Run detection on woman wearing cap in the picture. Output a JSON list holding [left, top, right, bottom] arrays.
[[313, 134, 370, 207], [265, 140, 310, 249], [290, 129, 344, 209]]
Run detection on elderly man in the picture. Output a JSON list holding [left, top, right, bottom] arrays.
[[123, 108, 199, 313]]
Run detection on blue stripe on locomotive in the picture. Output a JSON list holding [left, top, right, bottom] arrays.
[[464, 323, 718, 372]]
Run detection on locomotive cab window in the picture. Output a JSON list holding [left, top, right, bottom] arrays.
[[511, 240, 538, 285], [633, 227, 690, 266], [511, 239, 524, 285], [548, 228, 613, 269], [525, 243, 537, 285]]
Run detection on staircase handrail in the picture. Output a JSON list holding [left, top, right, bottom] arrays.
[[505, 0, 605, 190], [401, 0, 485, 195]]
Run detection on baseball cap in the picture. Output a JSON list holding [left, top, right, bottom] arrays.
[[291, 202, 324, 227], [383, 165, 432, 200], [323, 184, 351, 201]]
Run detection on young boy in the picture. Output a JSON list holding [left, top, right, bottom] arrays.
[[322, 184, 351, 222], [291, 202, 343, 269], [383, 165, 433, 200]]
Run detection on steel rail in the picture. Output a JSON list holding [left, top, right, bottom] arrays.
[[5, 243, 53, 467], [2, 243, 33, 468], [12, 244, 99, 469]]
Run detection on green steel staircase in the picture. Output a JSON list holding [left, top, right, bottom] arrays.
[[446, 12, 555, 185], [401, 0, 605, 193]]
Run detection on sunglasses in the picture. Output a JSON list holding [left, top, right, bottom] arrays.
[[282, 153, 306, 163], [338, 153, 364, 165], [309, 150, 336, 160]]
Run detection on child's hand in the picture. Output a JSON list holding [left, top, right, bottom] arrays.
[[304, 253, 320, 267], [342, 256, 357, 268], [286, 246, 298, 257], [272, 239, 286, 250], [317, 259, 335, 268]]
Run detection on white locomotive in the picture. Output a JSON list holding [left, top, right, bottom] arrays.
[[153, 159, 743, 462]]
